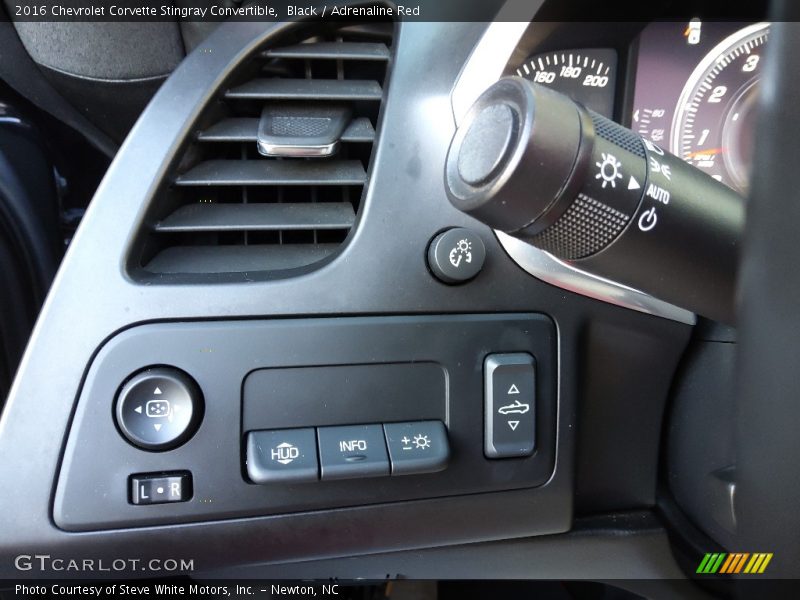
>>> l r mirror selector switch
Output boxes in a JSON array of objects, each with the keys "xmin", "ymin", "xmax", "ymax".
[
  {"xmin": 130, "ymin": 472, "xmax": 191, "ymax": 505},
  {"xmin": 485, "ymin": 353, "xmax": 536, "ymax": 458}
]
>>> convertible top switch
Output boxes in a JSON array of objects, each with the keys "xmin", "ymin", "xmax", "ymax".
[{"xmin": 485, "ymin": 353, "xmax": 536, "ymax": 459}]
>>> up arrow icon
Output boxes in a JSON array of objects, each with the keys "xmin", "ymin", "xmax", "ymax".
[{"xmin": 507, "ymin": 384, "xmax": 520, "ymax": 395}]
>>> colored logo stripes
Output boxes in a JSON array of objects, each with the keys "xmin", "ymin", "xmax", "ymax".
[{"xmin": 697, "ymin": 552, "xmax": 773, "ymax": 574}]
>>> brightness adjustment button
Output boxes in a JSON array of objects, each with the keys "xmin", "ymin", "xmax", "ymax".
[
  {"xmin": 115, "ymin": 368, "xmax": 203, "ymax": 451},
  {"xmin": 384, "ymin": 421, "xmax": 450, "ymax": 475}
]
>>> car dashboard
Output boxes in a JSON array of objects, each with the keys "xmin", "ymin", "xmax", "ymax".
[{"xmin": 0, "ymin": 0, "xmax": 772, "ymax": 588}]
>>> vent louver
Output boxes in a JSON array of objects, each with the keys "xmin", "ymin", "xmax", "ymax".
[{"xmin": 138, "ymin": 23, "xmax": 393, "ymax": 277}]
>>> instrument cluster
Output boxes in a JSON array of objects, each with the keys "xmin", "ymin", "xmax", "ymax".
[{"xmin": 511, "ymin": 20, "xmax": 768, "ymax": 194}]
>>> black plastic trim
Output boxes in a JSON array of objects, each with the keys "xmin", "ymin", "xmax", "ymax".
[{"xmin": 55, "ymin": 314, "xmax": 557, "ymax": 531}]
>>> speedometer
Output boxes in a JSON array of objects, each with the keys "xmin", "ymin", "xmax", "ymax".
[
  {"xmin": 671, "ymin": 22, "xmax": 769, "ymax": 193},
  {"xmin": 516, "ymin": 49, "xmax": 617, "ymax": 117}
]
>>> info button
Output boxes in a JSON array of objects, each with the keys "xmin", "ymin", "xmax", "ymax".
[{"xmin": 317, "ymin": 424, "xmax": 390, "ymax": 481}]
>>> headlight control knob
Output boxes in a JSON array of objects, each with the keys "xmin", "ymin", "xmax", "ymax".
[{"xmin": 445, "ymin": 78, "xmax": 745, "ymax": 323}]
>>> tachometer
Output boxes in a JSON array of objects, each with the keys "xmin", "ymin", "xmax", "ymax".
[
  {"xmin": 516, "ymin": 49, "xmax": 617, "ymax": 117},
  {"xmin": 671, "ymin": 22, "xmax": 769, "ymax": 193}
]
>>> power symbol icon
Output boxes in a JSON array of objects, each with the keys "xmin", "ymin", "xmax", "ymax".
[{"xmin": 638, "ymin": 207, "xmax": 658, "ymax": 232}]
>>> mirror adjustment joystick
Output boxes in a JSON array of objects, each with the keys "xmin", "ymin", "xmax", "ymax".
[{"xmin": 115, "ymin": 367, "xmax": 203, "ymax": 451}]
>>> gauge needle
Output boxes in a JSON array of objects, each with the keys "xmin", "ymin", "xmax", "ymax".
[{"xmin": 686, "ymin": 148, "xmax": 724, "ymax": 158}]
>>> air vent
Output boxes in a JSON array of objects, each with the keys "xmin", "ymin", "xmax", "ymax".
[{"xmin": 138, "ymin": 23, "xmax": 393, "ymax": 277}]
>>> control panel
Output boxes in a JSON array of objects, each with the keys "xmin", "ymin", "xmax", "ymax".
[
  {"xmin": 54, "ymin": 315, "xmax": 557, "ymax": 531},
  {"xmin": 247, "ymin": 421, "xmax": 450, "ymax": 484}
]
